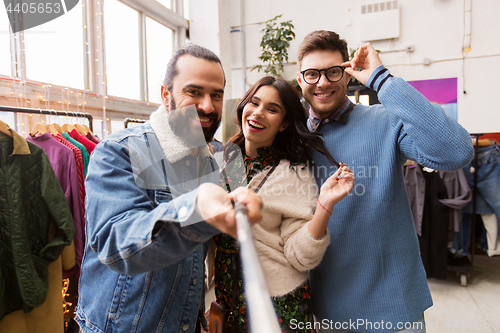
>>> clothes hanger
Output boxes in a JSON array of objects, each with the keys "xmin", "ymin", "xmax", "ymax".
[
  {"xmin": 52, "ymin": 123, "xmax": 64, "ymax": 134},
  {"xmin": 472, "ymin": 138, "xmax": 493, "ymax": 147},
  {"xmin": 30, "ymin": 108, "xmax": 48, "ymax": 136},
  {"xmin": 477, "ymin": 139, "xmax": 491, "ymax": 147},
  {"xmin": 62, "ymin": 111, "xmax": 78, "ymax": 133},
  {"xmin": 0, "ymin": 120, "xmax": 13, "ymax": 137},
  {"xmin": 43, "ymin": 110, "xmax": 59, "ymax": 135},
  {"xmin": 62, "ymin": 123, "xmax": 77, "ymax": 133},
  {"xmin": 75, "ymin": 124, "xmax": 88, "ymax": 135},
  {"xmin": 46, "ymin": 123, "xmax": 59, "ymax": 135},
  {"xmin": 31, "ymin": 123, "xmax": 48, "ymax": 136},
  {"xmin": 82, "ymin": 124, "xmax": 92, "ymax": 134}
]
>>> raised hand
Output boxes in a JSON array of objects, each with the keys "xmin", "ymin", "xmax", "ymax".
[
  {"xmin": 341, "ymin": 42, "xmax": 382, "ymax": 86},
  {"xmin": 318, "ymin": 163, "xmax": 355, "ymax": 213}
]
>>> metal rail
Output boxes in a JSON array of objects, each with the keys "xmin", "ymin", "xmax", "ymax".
[{"xmin": 0, "ymin": 105, "xmax": 94, "ymax": 132}]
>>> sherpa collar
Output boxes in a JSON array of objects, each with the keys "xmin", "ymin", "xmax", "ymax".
[{"xmin": 149, "ymin": 104, "xmax": 211, "ymax": 163}]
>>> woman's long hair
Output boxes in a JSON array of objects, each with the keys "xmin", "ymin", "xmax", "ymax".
[{"xmin": 224, "ymin": 76, "xmax": 338, "ymax": 167}]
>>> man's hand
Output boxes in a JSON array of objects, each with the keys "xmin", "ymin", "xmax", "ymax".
[
  {"xmin": 342, "ymin": 42, "xmax": 382, "ymax": 86},
  {"xmin": 196, "ymin": 183, "xmax": 263, "ymax": 238}
]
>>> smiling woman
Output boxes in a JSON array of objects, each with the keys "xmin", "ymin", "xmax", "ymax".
[
  {"xmin": 242, "ymin": 85, "xmax": 288, "ymax": 157},
  {"xmin": 212, "ymin": 76, "xmax": 353, "ymax": 333}
]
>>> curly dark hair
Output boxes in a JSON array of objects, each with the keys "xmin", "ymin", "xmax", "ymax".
[{"xmin": 224, "ymin": 76, "xmax": 338, "ymax": 168}]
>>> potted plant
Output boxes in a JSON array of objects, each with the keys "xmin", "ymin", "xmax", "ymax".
[{"xmin": 251, "ymin": 14, "xmax": 295, "ymax": 78}]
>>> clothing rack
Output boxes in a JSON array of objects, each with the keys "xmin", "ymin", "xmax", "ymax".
[
  {"xmin": 448, "ymin": 133, "xmax": 482, "ymax": 286},
  {"xmin": 0, "ymin": 105, "xmax": 94, "ymax": 132},
  {"xmin": 124, "ymin": 118, "xmax": 146, "ymax": 128}
]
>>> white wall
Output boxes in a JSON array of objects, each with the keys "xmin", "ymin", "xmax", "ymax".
[{"xmin": 189, "ymin": 0, "xmax": 500, "ymax": 133}]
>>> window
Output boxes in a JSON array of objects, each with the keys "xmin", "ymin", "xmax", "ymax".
[
  {"xmin": 183, "ymin": 0, "xmax": 189, "ymax": 19},
  {"xmin": 146, "ymin": 17, "xmax": 173, "ymax": 103},
  {"xmin": 156, "ymin": 0, "xmax": 172, "ymax": 10},
  {"xmin": 24, "ymin": 5, "xmax": 84, "ymax": 89},
  {"xmin": 0, "ymin": 12, "xmax": 12, "ymax": 76},
  {"xmin": 104, "ymin": 0, "xmax": 141, "ymax": 100},
  {"xmin": 0, "ymin": 0, "xmax": 187, "ymax": 139},
  {"xmin": 0, "ymin": 112, "xmax": 15, "ymax": 128},
  {"xmin": 110, "ymin": 119, "xmax": 124, "ymax": 134}
]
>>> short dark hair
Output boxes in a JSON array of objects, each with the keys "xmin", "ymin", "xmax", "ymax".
[
  {"xmin": 163, "ymin": 44, "xmax": 226, "ymax": 91},
  {"xmin": 225, "ymin": 76, "xmax": 338, "ymax": 167},
  {"xmin": 297, "ymin": 30, "xmax": 349, "ymax": 69}
]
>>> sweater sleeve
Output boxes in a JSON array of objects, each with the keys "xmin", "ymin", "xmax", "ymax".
[
  {"xmin": 280, "ymin": 166, "xmax": 330, "ymax": 272},
  {"xmin": 367, "ymin": 65, "xmax": 474, "ymax": 171}
]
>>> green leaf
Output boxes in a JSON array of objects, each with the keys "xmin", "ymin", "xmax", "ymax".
[{"xmin": 252, "ymin": 14, "xmax": 295, "ymax": 77}]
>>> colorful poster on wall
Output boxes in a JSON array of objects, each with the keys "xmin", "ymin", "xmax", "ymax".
[{"xmin": 407, "ymin": 78, "xmax": 457, "ymax": 121}]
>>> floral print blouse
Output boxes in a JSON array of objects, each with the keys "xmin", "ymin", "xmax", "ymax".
[{"xmin": 214, "ymin": 146, "xmax": 315, "ymax": 333}]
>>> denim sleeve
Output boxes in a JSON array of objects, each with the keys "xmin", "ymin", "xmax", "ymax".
[
  {"xmin": 85, "ymin": 140, "xmax": 220, "ymax": 274},
  {"xmin": 367, "ymin": 65, "xmax": 474, "ymax": 171}
]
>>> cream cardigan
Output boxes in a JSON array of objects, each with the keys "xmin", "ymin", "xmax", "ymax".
[{"xmin": 246, "ymin": 159, "xmax": 330, "ymax": 297}]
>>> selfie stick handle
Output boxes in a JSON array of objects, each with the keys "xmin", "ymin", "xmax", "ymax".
[{"xmin": 234, "ymin": 203, "xmax": 282, "ymax": 333}]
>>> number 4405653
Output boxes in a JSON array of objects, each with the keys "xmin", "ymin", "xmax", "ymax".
[{"xmin": 6, "ymin": 2, "xmax": 62, "ymax": 14}]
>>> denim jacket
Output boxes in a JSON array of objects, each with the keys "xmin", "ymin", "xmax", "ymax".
[{"xmin": 76, "ymin": 107, "xmax": 220, "ymax": 333}]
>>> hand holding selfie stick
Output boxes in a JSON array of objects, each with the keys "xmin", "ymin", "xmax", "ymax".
[{"xmin": 234, "ymin": 202, "xmax": 282, "ymax": 333}]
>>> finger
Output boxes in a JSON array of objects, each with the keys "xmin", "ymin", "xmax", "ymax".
[
  {"xmin": 332, "ymin": 167, "xmax": 342, "ymax": 177},
  {"xmin": 336, "ymin": 165, "xmax": 349, "ymax": 178},
  {"xmin": 244, "ymin": 199, "xmax": 263, "ymax": 225},
  {"xmin": 339, "ymin": 174, "xmax": 355, "ymax": 181},
  {"xmin": 229, "ymin": 187, "xmax": 250, "ymax": 205},
  {"xmin": 341, "ymin": 61, "xmax": 352, "ymax": 68},
  {"xmin": 364, "ymin": 42, "xmax": 377, "ymax": 54}
]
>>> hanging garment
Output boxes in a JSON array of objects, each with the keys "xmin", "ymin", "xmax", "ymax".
[
  {"xmin": 0, "ymin": 129, "xmax": 75, "ymax": 320},
  {"xmin": 462, "ymin": 144, "xmax": 500, "ymax": 220},
  {"xmin": 455, "ymin": 143, "xmax": 500, "ymax": 254},
  {"xmin": 68, "ymin": 129, "xmax": 96, "ymax": 155},
  {"xmin": 26, "ymin": 133, "xmax": 85, "ymax": 278},
  {"xmin": 53, "ymin": 134, "xmax": 85, "ymax": 217},
  {"xmin": 62, "ymin": 132, "xmax": 89, "ymax": 176},
  {"xmin": 439, "ymin": 169, "xmax": 472, "ymax": 232},
  {"xmin": 404, "ymin": 164, "xmax": 471, "ymax": 236},
  {"xmin": 418, "ymin": 170, "xmax": 450, "ymax": 279},
  {"xmin": 482, "ymin": 213, "xmax": 500, "ymax": 256},
  {"xmin": 86, "ymin": 131, "xmax": 101, "ymax": 144}
]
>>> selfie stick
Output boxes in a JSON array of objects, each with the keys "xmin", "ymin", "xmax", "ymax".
[{"xmin": 234, "ymin": 203, "xmax": 282, "ymax": 333}]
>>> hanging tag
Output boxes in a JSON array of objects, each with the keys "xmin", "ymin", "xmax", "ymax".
[{"xmin": 422, "ymin": 167, "xmax": 435, "ymax": 173}]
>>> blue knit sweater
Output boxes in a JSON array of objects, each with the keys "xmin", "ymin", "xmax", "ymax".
[{"xmin": 309, "ymin": 66, "xmax": 473, "ymax": 333}]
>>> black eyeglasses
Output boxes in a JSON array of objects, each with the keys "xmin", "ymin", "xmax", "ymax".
[{"xmin": 300, "ymin": 65, "xmax": 346, "ymax": 85}]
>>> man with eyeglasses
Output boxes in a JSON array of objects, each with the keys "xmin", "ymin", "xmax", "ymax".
[{"xmin": 296, "ymin": 30, "xmax": 473, "ymax": 333}]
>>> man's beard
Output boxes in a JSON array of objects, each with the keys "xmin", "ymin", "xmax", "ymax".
[{"xmin": 168, "ymin": 96, "xmax": 221, "ymax": 147}]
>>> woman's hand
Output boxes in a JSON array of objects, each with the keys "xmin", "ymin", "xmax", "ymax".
[{"xmin": 318, "ymin": 163, "xmax": 355, "ymax": 213}]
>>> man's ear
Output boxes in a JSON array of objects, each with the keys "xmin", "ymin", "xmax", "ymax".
[
  {"xmin": 296, "ymin": 71, "xmax": 303, "ymax": 85},
  {"xmin": 345, "ymin": 72, "xmax": 352, "ymax": 85},
  {"xmin": 161, "ymin": 85, "xmax": 170, "ymax": 110}
]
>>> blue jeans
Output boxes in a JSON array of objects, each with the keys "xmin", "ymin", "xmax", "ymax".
[
  {"xmin": 463, "ymin": 145, "xmax": 500, "ymax": 215},
  {"xmin": 316, "ymin": 314, "xmax": 426, "ymax": 333},
  {"xmin": 454, "ymin": 145, "xmax": 500, "ymax": 253}
]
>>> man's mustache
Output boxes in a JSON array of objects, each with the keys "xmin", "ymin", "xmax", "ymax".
[{"xmin": 196, "ymin": 110, "xmax": 218, "ymax": 122}]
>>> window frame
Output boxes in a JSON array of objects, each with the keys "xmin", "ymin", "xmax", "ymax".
[{"xmin": 0, "ymin": 0, "xmax": 187, "ymax": 137}]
